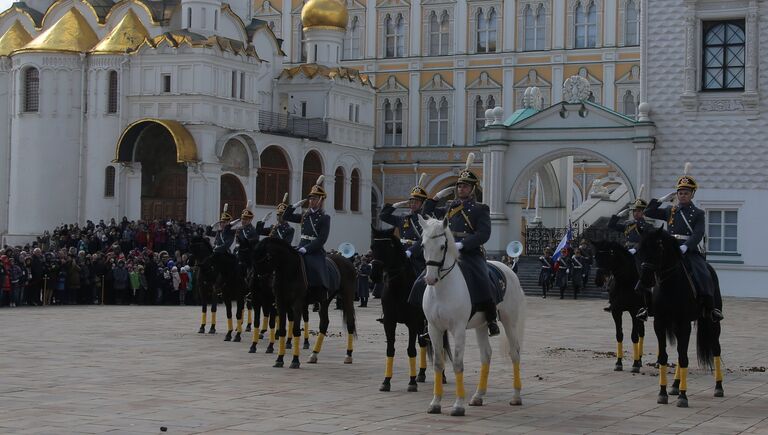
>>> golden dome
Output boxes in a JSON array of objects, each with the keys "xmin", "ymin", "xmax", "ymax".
[
  {"xmin": 20, "ymin": 8, "xmax": 99, "ymax": 53},
  {"xmin": 301, "ymin": 0, "xmax": 348, "ymax": 30},
  {"xmin": 92, "ymin": 9, "xmax": 150, "ymax": 54},
  {"xmin": 0, "ymin": 21, "xmax": 33, "ymax": 56}
]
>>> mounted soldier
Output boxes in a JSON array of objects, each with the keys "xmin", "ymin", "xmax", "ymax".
[
  {"xmin": 379, "ymin": 173, "xmax": 428, "ymax": 273},
  {"xmin": 211, "ymin": 203, "xmax": 238, "ymax": 281},
  {"xmin": 643, "ymin": 163, "xmax": 723, "ymax": 323},
  {"xmin": 262, "ymin": 193, "xmax": 296, "ymax": 244},
  {"xmin": 412, "ymin": 153, "xmax": 500, "ymax": 337},
  {"xmin": 236, "ymin": 201, "xmax": 267, "ymax": 266}
]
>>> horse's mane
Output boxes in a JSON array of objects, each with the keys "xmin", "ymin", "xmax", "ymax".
[
  {"xmin": 256, "ymin": 237, "xmax": 300, "ymax": 261},
  {"xmin": 639, "ymin": 228, "xmax": 682, "ymax": 262},
  {"xmin": 371, "ymin": 227, "xmax": 410, "ymax": 268},
  {"xmin": 593, "ymin": 240, "xmax": 633, "ymax": 260}
]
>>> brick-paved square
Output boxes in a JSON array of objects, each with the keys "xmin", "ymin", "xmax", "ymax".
[{"xmin": 1, "ymin": 297, "xmax": 766, "ymax": 434}]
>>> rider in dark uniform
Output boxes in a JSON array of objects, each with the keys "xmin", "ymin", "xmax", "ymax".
[
  {"xmin": 211, "ymin": 204, "xmax": 239, "ymax": 289},
  {"xmin": 416, "ymin": 154, "xmax": 500, "ymax": 337},
  {"xmin": 262, "ymin": 194, "xmax": 296, "ymax": 243},
  {"xmin": 379, "ymin": 173, "xmax": 428, "ymax": 273},
  {"xmin": 642, "ymin": 165, "xmax": 723, "ymax": 322},
  {"xmin": 236, "ymin": 201, "xmax": 264, "ymax": 266},
  {"xmin": 283, "ymin": 176, "xmax": 331, "ymax": 300}
]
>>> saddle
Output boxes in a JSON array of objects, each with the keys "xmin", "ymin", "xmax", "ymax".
[{"xmin": 297, "ymin": 255, "xmax": 341, "ymax": 300}]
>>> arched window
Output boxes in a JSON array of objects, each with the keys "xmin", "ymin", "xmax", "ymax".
[
  {"xmin": 575, "ymin": 1, "xmax": 597, "ymax": 48},
  {"xmin": 428, "ymin": 11, "xmax": 450, "ymax": 56},
  {"xmin": 703, "ymin": 21, "xmax": 745, "ymax": 90},
  {"xmin": 624, "ymin": 0, "xmax": 639, "ymax": 46},
  {"xmin": 334, "ymin": 167, "xmax": 345, "ymax": 211},
  {"xmin": 524, "ymin": 4, "xmax": 546, "ymax": 51},
  {"xmin": 301, "ymin": 151, "xmax": 323, "ymax": 198},
  {"xmin": 383, "ymin": 98, "xmax": 403, "ymax": 146},
  {"xmin": 427, "ymin": 97, "xmax": 449, "ymax": 146},
  {"xmin": 475, "ymin": 95, "xmax": 495, "ymax": 133},
  {"xmin": 476, "ymin": 8, "xmax": 497, "ymax": 53},
  {"xmin": 344, "ymin": 16, "xmax": 361, "ymax": 59},
  {"xmin": 350, "ymin": 169, "xmax": 361, "ymax": 212},
  {"xmin": 23, "ymin": 67, "xmax": 39, "ymax": 113},
  {"xmin": 299, "ymin": 25, "xmax": 307, "ymax": 62},
  {"xmin": 256, "ymin": 146, "xmax": 290, "ymax": 205},
  {"xmin": 385, "ymin": 13, "xmax": 405, "ymax": 57},
  {"xmin": 104, "ymin": 166, "xmax": 116, "ymax": 197},
  {"xmin": 107, "ymin": 70, "xmax": 119, "ymax": 114},
  {"xmin": 622, "ymin": 90, "xmax": 637, "ymax": 116}
]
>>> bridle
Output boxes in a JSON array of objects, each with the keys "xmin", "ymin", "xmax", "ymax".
[
  {"xmin": 372, "ymin": 237, "xmax": 409, "ymax": 280},
  {"xmin": 424, "ymin": 231, "xmax": 457, "ymax": 282}
]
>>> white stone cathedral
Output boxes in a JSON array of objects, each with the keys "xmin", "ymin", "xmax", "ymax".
[{"xmin": 0, "ymin": 0, "xmax": 375, "ymax": 252}]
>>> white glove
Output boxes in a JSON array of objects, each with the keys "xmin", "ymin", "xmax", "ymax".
[
  {"xmin": 298, "ymin": 247, "xmax": 307, "ymax": 255},
  {"xmin": 455, "ymin": 242, "xmax": 464, "ymax": 251},
  {"xmin": 659, "ymin": 191, "xmax": 677, "ymax": 203},
  {"xmin": 292, "ymin": 199, "xmax": 306, "ymax": 208},
  {"xmin": 392, "ymin": 200, "xmax": 409, "ymax": 208},
  {"xmin": 628, "ymin": 248, "xmax": 637, "ymax": 255},
  {"xmin": 679, "ymin": 245, "xmax": 688, "ymax": 255},
  {"xmin": 617, "ymin": 208, "xmax": 630, "ymax": 218},
  {"xmin": 435, "ymin": 187, "xmax": 454, "ymax": 200},
  {"xmin": 405, "ymin": 250, "xmax": 412, "ymax": 258},
  {"xmin": 262, "ymin": 212, "xmax": 273, "ymax": 224}
]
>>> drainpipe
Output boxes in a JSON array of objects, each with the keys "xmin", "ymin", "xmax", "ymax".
[
  {"xmin": 4, "ymin": 62, "xmax": 14, "ymax": 238},
  {"xmin": 77, "ymin": 53, "xmax": 87, "ymax": 224},
  {"xmin": 379, "ymin": 162, "xmax": 385, "ymax": 201}
]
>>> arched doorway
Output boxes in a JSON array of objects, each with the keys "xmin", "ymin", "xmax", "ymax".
[
  {"xmin": 115, "ymin": 119, "xmax": 198, "ymax": 222},
  {"xmin": 220, "ymin": 174, "xmax": 247, "ymax": 218},
  {"xmin": 302, "ymin": 150, "xmax": 323, "ymax": 198},
  {"xmin": 256, "ymin": 145, "xmax": 290, "ymax": 205}
]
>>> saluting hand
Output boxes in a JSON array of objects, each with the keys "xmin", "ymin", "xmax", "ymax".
[
  {"xmin": 298, "ymin": 247, "xmax": 307, "ymax": 255},
  {"xmin": 617, "ymin": 208, "xmax": 630, "ymax": 218},
  {"xmin": 659, "ymin": 191, "xmax": 677, "ymax": 203},
  {"xmin": 435, "ymin": 187, "xmax": 454, "ymax": 200},
  {"xmin": 392, "ymin": 200, "xmax": 409, "ymax": 208}
]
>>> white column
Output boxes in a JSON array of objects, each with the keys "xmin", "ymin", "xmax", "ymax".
[
  {"xmin": 604, "ymin": 0, "xmax": 617, "ymax": 47},
  {"xmin": 282, "ymin": 0, "xmax": 292, "ymax": 61},
  {"xmin": 486, "ymin": 145, "xmax": 506, "ymax": 218},
  {"xmin": 553, "ymin": 0, "xmax": 566, "ymax": 49},
  {"xmin": 503, "ymin": 67, "xmax": 514, "ymax": 111},
  {"xmin": 366, "ymin": 0, "xmax": 377, "ymax": 59},
  {"xmin": 639, "ymin": 0, "xmax": 648, "ymax": 102},
  {"xmin": 552, "ymin": 64, "xmax": 564, "ymax": 103},
  {"xmin": 503, "ymin": 0, "xmax": 516, "ymax": 51},
  {"xmin": 290, "ymin": 169, "xmax": 303, "ymax": 204},
  {"xmin": 603, "ymin": 63, "xmax": 615, "ymax": 110},
  {"xmin": 635, "ymin": 142, "xmax": 653, "ymax": 199},
  {"xmin": 410, "ymin": 0, "xmax": 421, "ymax": 56},
  {"xmin": 455, "ymin": 0, "xmax": 468, "ymax": 54},
  {"xmin": 744, "ymin": 7, "xmax": 758, "ymax": 94},
  {"xmin": 453, "ymin": 71, "xmax": 466, "ymax": 146},
  {"xmin": 409, "ymin": 72, "xmax": 420, "ymax": 146},
  {"xmin": 118, "ymin": 163, "xmax": 142, "ymax": 221}
]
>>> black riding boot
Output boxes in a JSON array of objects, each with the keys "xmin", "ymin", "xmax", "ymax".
[
  {"xmin": 703, "ymin": 295, "xmax": 723, "ymax": 322},
  {"xmin": 485, "ymin": 302, "xmax": 500, "ymax": 337}
]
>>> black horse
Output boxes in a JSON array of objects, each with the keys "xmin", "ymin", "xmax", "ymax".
[
  {"xmin": 635, "ymin": 228, "xmax": 724, "ymax": 407},
  {"xmin": 370, "ymin": 228, "xmax": 429, "ymax": 392},
  {"xmin": 592, "ymin": 241, "xmax": 645, "ymax": 373},
  {"xmin": 252, "ymin": 237, "xmax": 357, "ymax": 369},
  {"xmin": 190, "ymin": 236, "xmax": 218, "ymax": 334}
]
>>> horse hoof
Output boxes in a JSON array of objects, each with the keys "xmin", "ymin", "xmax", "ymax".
[
  {"xmin": 289, "ymin": 361, "xmax": 300, "ymax": 369},
  {"xmin": 303, "ymin": 339, "xmax": 310, "ymax": 350},
  {"xmin": 450, "ymin": 407, "xmax": 465, "ymax": 417},
  {"xmin": 208, "ymin": 327, "xmax": 216, "ymax": 334},
  {"xmin": 245, "ymin": 325, "xmax": 251, "ymax": 332},
  {"xmin": 669, "ymin": 386, "xmax": 680, "ymax": 396},
  {"xmin": 259, "ymin": 331, "xmax": 265, "ymax": 339},
  {"xmin": 416, "ymin": 372, "xmax": 426, "ymax": 383},
  {"xmin": 233, "ymin": 333, "xmax": 241, "ymax": 342},
  {"xmin": 379, "ymin": 383, "xmax": 391, "ymax": 392},
  {"xmin": 224, "ymin": 333, "xmax": 232, "ymax": 342},
  {"xmin": 286, "ymin": 340, "xmax": 292, "ymax": 350},
  {"xmin": 469, "ymin": 396, "xmax": 483, "ymax": 406},
  {"xmin": 427, "ymin": 405, "xmax": 441, "ymax": 414},
  {"xmin": 657, "ymin": 394, "xmax": 668, "ymax": 404},
  {"xmin": 614, "ymin": 365, "xmax": 623, "ymax": 372},
  {"xmin": 198, "ymin": 326, "xmax": 205, "ymax": 334},
  {"xmin": 714, "ymin": 387, "xmax": 724, "ymax": 398},
  {"xmin": 344, "ymin": 356, "xmax": 353, "ymax": 364},
  {"xmin": 273, "ymin": 361, "xmax": 284, "ymax": 368},
  {"xmin": 308, "ymin": 353, "xmax": 318, "ymax": 364},
  {"xmin": 407, "ymin": 383, "xmax": 418, "ymax": 393},
  {"xmin": 676, "ymin": 397, "xmax": 688, "ymax": 408},
  {"xmin": 509, "ymin": 397, "xmax": 522, "ymax": 406},
  {"xmin": 265, "ymin": 344, "xmax": 274, "ymax": 354},
  {"xmin": 631, "ymin": 366, "xmax": 640, "ymax": 374},
  {"xmin": 442, "ymin": 373, "xmax": 448, "ymax": 384},
  {"xmin": 248, "ymin": 344, "xmax": 257, "ymax": 353}
]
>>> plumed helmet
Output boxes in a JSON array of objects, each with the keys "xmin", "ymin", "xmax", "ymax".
[
  {"xmin": 676, "ymin": 162, "xmax": 697, "ymax": 191},
  {"xmin": 276, "ymin": 193, "xmax": 289, "ymax": 215},
  {"xmin": 220, "ymin": 203, "xmax": 232, "ymax": 221},
  {"xmin": 309, "ymin": 175, "xmax": 327, "ymax": 199},
  {"xmin": 241, "ymin": 200, "xmax": 254, "ymax": 219},
  {"xmin": 410, "ymin": 173, "xmax": 428, "ymax": 200},
  {"xmin": 631, "ymin": 184, "xmax": 647, "ymax": 210},
  {"xmin": 457, "ymin": 153, "xmax": 480, "ymax": 186}
]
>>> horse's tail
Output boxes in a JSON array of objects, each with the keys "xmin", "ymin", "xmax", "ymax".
[
  {"xmin": 443, "ymin": 331, "xmax": 453, "ymax": 363},
  {"xmin": 332, "ymin": 255, "xmax": 357, "ymax": 337},
  {"xmin": 696, "ymin": 265, "xmax": 722, "ymax": 369}
]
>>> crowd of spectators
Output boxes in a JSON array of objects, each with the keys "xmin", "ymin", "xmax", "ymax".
[{"xmin": 0, "ymin": 218, "xmax": 207, "ymax": 308}]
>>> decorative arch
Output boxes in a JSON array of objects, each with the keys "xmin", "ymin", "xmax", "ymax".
[
  {"xmin": 215, "ymin": 133, "xmax": 258, "ymax": 168},
  {"xmin": 220, "ymin": 139, "xmax": 251, "ymax": 177},
  {"xmin": 42, "ymin": 0, "xmax": 104, "ymax": 28},
  {"xmin": 103, "ymin": 0, "xmax": 160, "ymax": 26},
  {"xmin": 0, "ymin": 6, "xmax": 43, "ymax": 30},
  {"xmin": 301, "ymin": 150, "xmax": 324, "ymax": 198},
  {"xmin": 114, "ymin": 118, "xmax": 198, "ymax": 163},
  {"xmin": 256, "ymin": 145, "xmax": 290, "ymax": 205}
]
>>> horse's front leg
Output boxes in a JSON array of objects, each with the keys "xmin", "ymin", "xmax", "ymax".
[
  {"xmin": 289, "ymin": 302, "xmax": 303, "ymax": 369},
  {"xmin": 233, "ymin": 295, "xmax": 245, "ymax": 342},
  {"xmin": 308, "ymin": 298, "xmax": 330, "ymax": 364},
  {"xmin": 612, "ymin": 309, "xmax": 624, "ymax": 371},
  {"xmin": 199, "ymin": 301, "xmax": 208, "ymax": 334},
  {"xmin": 380, "ymin": 315, "xmax": 397, "ymax": 392},
  {"xmin": 223, "ymin": 300, "xmax": 233, "ymax": 341},
  {"xmin": 713, "ymin": 323, "xmax": 724, "ymax": 397},
  {"xmin": 427, "ymin": 323, "xmax": 445, "ymax": 415},
  {"xmin": 406, "ymin": 325, "xmax": 419, "ymax": 392},
  {"xmin": 302, "ymin": 304, "xmax": 311, "ymax": 349},
  {"xmin": 273, "ymin": 309, "xmax": 287, "ymax": 368},
  {"xmin": 450, "ymin": 327, "xmax": 467, "ymax": 416},
  {"xmin": 249, "ymin": 295, "xmax": 261, "ymax": 353},
  {"xmin": 630, "ymin": 315, "xmax": 642, "ymax": 373},
  {"xmin": 469, "ymin": 328, "xmax": 492, "ymax": 407},
  {"xmin": 654, "ymin": 317, "xmax": 669, "ymax": 404},
  {"xmin": 675, "ymin": 321, "xmax": 692, "ymax": 408},
  {"xmin": 417, "ymin": 318, "xmax": 428, "ymax": 383},
  {"xmin": 208, "ymin": 301, "xmax": 217, "ymax": 334}
]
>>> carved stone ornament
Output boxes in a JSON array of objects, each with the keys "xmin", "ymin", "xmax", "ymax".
[
  {"xmin": 522, "ymin": 86, "xmax": 543, "ymax": 110},
  {"xmin": 562, "ymin": 75, "xmax": 591, "ymax": 103}
]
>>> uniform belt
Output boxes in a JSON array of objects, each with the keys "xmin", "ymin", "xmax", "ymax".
[
  {"xmin": 300, "ymin": 235, "xmax": 317, "ymax": 241},
  {"xmin": 673, "ymin": 234, "xmax": 690, "ymax": 241},
  {"xmin": 452, "ymin": 231, "xmax": 469, "ymax": 238},
  {"xmin": 401, "ymin": 239, "xmax": 417, "ymax": 245}
]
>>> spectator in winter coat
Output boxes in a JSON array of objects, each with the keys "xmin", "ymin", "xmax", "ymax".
[{"xmin": 112, "ymin": 260, "xmax": 129, "ymax": 305}]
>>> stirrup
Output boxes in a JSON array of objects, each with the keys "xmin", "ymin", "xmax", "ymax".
[
  {"xmin": 603, "ymin": 305, "xmax": 612, "ymax": 312},
  {"xmin": 487, "ymin": 321, "xmax": 500, "ymax": 337},
  {"xmin": 636, "ymin": 308, "xmax": 648, "ymax": 322},
  {"xmin": 711, "ymin": 309, "xmax": 724, "ymax": 322},
  {"xmin": 418, "ymin": 333, "xmax": 431, "ymax": 347}
]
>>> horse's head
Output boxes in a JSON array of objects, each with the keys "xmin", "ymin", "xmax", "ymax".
[
  {"xmin": 635, "ymin": 228, "xmax": 680, "ymax": 289},
  {"xmin": 417, "ymin": 215, "xmax": 458, "ymax": 286},
  {"xmin": 370, "ymin": 226, "xmax": 405, "ymax": 264},
  {"xmin": 592, "ymin": 240, "xmax": 629, "ymax": 272},
  {"xmin": 252, "ymin": 237, "xmax": 298, "ymax": 278}
]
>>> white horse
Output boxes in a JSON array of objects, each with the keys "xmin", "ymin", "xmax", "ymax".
[{"xmin": 417, "ymin": 215, "xmax": 526, "ymax": 416}]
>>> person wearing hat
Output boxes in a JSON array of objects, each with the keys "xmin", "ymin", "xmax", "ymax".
[
  {"xmin": 236, "ymin": 201, "xmax": 268, "ymax": 266},
  {"xmin": 283, "ymin": 176, "xmax": 332, "ymax": 297},
  {"xmin": 412, "ymin": 153, "xmax": 500, "ymax": 337},
  {"xmin": 642, "ymin": 163, "xmax": 723, "ymax": 322},
  {"xmin": 379, "ymin": 173, "xmax": 428, "ymax": 273},
  {"xmin": 261, "ymin": 194, "xmax": 296, "ymax": 243},
  {"xmin": 209, "ymin": 204, "xmax": 239, "ymax": 294}
]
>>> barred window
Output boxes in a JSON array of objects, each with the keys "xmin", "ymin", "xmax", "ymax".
[
  {"xmin": 428, "ymin": 11, "xmax": 450, "ymax": 56},
  {"xmin": 104, "ymin": 166, "xmax": 116, "ymax": 197},
  {"xmin": 350, "ymin": 169, "xmax": 361, "ymax": 212},
  {"xmin": 524, "ymin": 4, "xmax": 546, "ymax": 51},
  {"xmin": 344, "ymin": 16, "xmax": 362, "ymax": 59},
  {"xmin": 427, "ymin": 97, "xmax": 449, "ymax": 146},
  {"xmin": 624, "ymin": 0, "xmax": 639, "ymax": 46},
  {"xmin": 707, "ymin": 210, "xmax": 738, "ymax": 253},
  {"xmin": 383, "ymin": 98, "xmax": 403, "ymax": 146},
  {"xmin": 23, "ymin": 67, "xmax": 39, "ymax": 113},
  {"xmin": 475, "ymin": 95, "xmax": 495, "ymax": 133},
  {"xmin": 703, "ymin": 20, "xmax": 745, "ymax": 91},
  {"xmin": 334, "ymin": 167, "xmax": 345, "ymax": 211},
  {"xmin": 107, "ymin": 70, "xmax": 119, "ymax": 114},
  {"xmin": 385, "ymin": 13, "xmax": 405, "ymax": 58},
  {"xmin": 476, "ymin": 8, "xmax": 497, "ymax": 53}
]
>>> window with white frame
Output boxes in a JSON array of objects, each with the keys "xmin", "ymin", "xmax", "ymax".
[
  {"xmin": 474, "ymin": 95, "xmax": 496, "ymax": 133},
  {"xmin": 622, "ymin": 90, "xmax": 637, "ymax": 116},
  {"xmin": 107, "ymin": 70, "xmax": 119, "ymax": 114},
  {"xmin": 23, "ymin": 67, "xmax": 39, "ymax": 113},
  {"xmin": 299, "ymin": 24, "xmax": 307, "ymax": 62},
  {"xmin": 624, "ymin": 0, "xmax": 639, "ymax": 46},
  {"xmin": 344, "ymin": 16, "xmax": 362, "ymax": 59},
  {"xmin": 702, "ymin": 20, "xmax": 745, "ymax": 91},
  {"xmin": 382, "ymin": 98, "xmax": 403, "ymax": 146},
  {"xmin": 524, "ymin": 4, "xmax": 546, "ymax": 51},
  {"xmin": 428, "ymin": 10, "xmax": 450, "ymax": 56},
  {"xmin": 476, "ymin": 7, "xmax": 498, "ymax": 53},
  {"xmin": 707, "ymin": 209, "xmax": 738, "ymax": 254},
  {"xmin": 385, "ymin": 13, "xmax": 406, "ymax": 58},
  {"xmin": 427, "ymin": 97, "xmax": 449, "ymax": 146},
  {"xmin": 574, "ymin": 1, "xmax": 597, "ymax": 48}
]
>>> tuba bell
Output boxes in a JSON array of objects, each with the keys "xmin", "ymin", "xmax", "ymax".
[
  {"xmin": 506, "ymin": 241, "xmax": 524, "ymax": 258},
  {"xmin": 338, "ymin": 242, "xmax": 356, "ymax": 258}
]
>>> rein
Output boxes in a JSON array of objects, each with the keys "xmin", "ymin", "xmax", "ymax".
[{"xmin": 424, "ymin": 231, "xmax": 457, "ymax": 282}]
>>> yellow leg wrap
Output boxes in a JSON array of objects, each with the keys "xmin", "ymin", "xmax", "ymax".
[
  {"xmin": 292, "ymin": 337, "xmax": 300, "ymax": 357},
  {"xmin": 211, "ymin": 312, "xmax": 216, "ymax": 325},
  {"xmin": 385, "ymin": 356, "xmax": 394, "ymax": 378},
  {"xmin": 715, "ymin": 356, "xmax": 723, "ymax": 382},
  {"xmin": 202, "ymin": 312, "xmax": 207, "ymax": 325},
  {"xmin": 275, "ymin": 316, "xmax": 281, "ymax": 329},
  {"xmin": 236, "ymin": 318, "xmax": 243, "ymax": 333},
  {"xmin": 313, "ymin": 333, "xmax": 325, "ymax": 353},
  {"xmin": 674, "ymin": 365, "xmax": 681, "ymax": 381},
  {"xmin": 639, "ymin": 336, "xmax": 644, "ymax": 355},
  {"xmin": 419, "ymin": 347, "xmax": 427, "ymax": 369},
  {"xmin": 513, "ymin": 362, "xmax": 522, "ymax": 390},
  {"xmin": 347, "ymin": 333, "xmax": 354, "ymax": 352},
  {"xmin": 247, "ymin": 309, "xmax": 252, "ymax": 325},
  {"xmin": 409, "ymin": 357, "xmax": 417, "ymax": 377},
  {"xmin": 659, "ymin": 364, "xmax": 668, "ymax": 386},
  {"xmin": 455, "ymin": 372, "xmax": 465, "ymax": 399},
  {"xmin": 479, "ymin": 363, "xmax": 490, "ymax": 392},
  {"xmin": 633, "ymin": 342, "xmax": 640, "ymax": 361},
  {"xmin": 278, "ymin": 336, "xmax": 286, "ymax": 356},
  {"xmin": 617, "ymin": 341, "xmax": 623, "ymax": 359},
  {"xmin": 261, "ymin": 315, "xmax": 269, "ymax": 331},
  {"xmin": 252, "ymin": 326, "xmax": 259, "ymax": 343},
  {"xmin": 433, "ymin": 372, "xmax": 443, "ymax": 397},
  {"xmin": 303, "ymin": 320, "xmax": 310, "ymax": 339},
  {"xmin": 227, "ymin": 318, "xmax": 233, "ymax": 331},
  {"xmin": 287, "ymin": 320, "xmax": 294, "ymax": 338},
  {"xmin": 680, "ymin": 367, "xmax": 688, "ymax": 391},
  {"xmin": 269, "ymin": 325, "xmax": 276, "ymax": 344}
]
